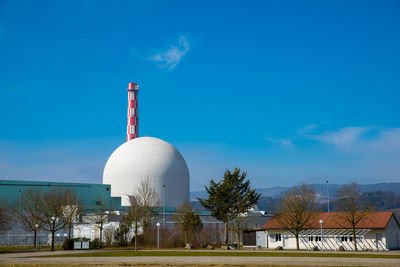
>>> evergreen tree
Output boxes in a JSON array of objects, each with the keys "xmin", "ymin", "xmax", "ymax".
[{"xmin": 198, "ymin": 168, "xmax": 260, "ymax": 244}]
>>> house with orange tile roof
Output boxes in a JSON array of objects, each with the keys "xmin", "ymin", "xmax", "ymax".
[{"xmin": 255, "ymin": 211, "xmax": 400, "ymax": 250}]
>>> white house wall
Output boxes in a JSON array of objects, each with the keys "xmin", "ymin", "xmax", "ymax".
[
  {"xmin": 256, "ymin": 231, "xmax": 266, "ymax": 248},
  {"xmin": 264, "ymin": 229, "xmax": 390, "ymax": 251},
  {"xmin": 385, "ymin": 216, "xmax": 400, "ymax": 250},
  {"xmin": 73, "ymin": 222, "xmax": 120, "ymax": 242}
]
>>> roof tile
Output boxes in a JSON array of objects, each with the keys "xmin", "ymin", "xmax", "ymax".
[{"xmin": 262, "ymin": 211, "xmax": 395, "ymax": 230}]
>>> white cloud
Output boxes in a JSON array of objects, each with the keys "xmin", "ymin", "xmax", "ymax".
[
  {"xmin": 148, "ymin": 35, "xmax": 189, "ymax": 70},
  {"xmin": 302, "ymin": 126, "xmax": 400, "ymax": 152},
  {"xmin": 369, "ymin": 128, "xmax": 400, "ymax": 152},
  {"xmin": 307, "ymin": 127, "xmax": 370, "ymax": 149},
  {"xmin": 296, "ymin": 124, "xmax": 318, "ymax": 135},
  {"xmin": 265, "ymin": 137, "xmax": 293, "ymax": 147}
]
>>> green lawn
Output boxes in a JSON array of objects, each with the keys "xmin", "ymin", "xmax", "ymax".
[
  {"xmin": 0, "ymin": 245, "xmax": 63, "ymax": 254},
  {"xmin": 41, "ymin": 250, "xmax": 400, "ymax": 259}
]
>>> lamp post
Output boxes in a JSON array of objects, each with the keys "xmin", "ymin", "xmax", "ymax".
[
  {"xmin": 156, "ymin": 222, "xmax": 160, "ymax": 249},
  {"xmin": 34, "ymin": 224, "xmax": 39, "ymax": 251},
  {"xmin": 326, "ymin": 180, "xmax": 330, "ymax": 212},
  {"xmin": 51, "ymin": 216, "xmax": 56, "ymax": 251},
  {"xmin": 319, "ymin": 219, "xmax": 324, "ymax": 244},
  {"xmin": 162, "ymin": 185, "xmax": 166, "ymax": 226},
  {"xmin": 18, "ymin": 190, "xmax": 21, "ymax": 245}
]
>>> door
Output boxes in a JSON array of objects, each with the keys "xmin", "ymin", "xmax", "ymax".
[{"xmin": 243, "ymin": 231, "xmax": 256, "ymax": 246}]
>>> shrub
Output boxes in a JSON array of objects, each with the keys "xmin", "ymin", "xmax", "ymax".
[
  {"xmin": 338, "ymin": 246, "xmax": 345, "ymax": 251},
  {"xmin": 62, "ymin": 238, "xmax": 74, "ymax": 250},
  {"xmin": 275, "ymin": 246, "xmax": 283, "ymax": 250},
  {"xmin": 312, "ymin": 246, "xmax": 319, "ymax": 251},
  {"xmin": 91, "ymin": 238, "xmax": 101, "ymax": 249}
]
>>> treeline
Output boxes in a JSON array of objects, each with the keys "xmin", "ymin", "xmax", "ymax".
[
  {"xmin": 0, "ymin": 189, "xmax": 81, "ymax": 251},
  {"xmin": 257, "ymin": 190, "xmax": 400, "ymax": 213}
]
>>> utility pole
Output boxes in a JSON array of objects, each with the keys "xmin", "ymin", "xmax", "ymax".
[
  {"xmin": 163, "ymin": 185, "xmax": 166, "ymax": 226},
  {"xmin": 326, "ymin": 180, "xmax": 330, "ymax": 212}
]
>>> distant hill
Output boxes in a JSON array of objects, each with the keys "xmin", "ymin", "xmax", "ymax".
[{"xmin": 190, "ymin": 182, "xmax": 400, "ymax": 200}]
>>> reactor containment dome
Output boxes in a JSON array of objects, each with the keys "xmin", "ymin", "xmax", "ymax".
[{"xmin": 103, "ymin": 137, "xmax": 190, "ymax": 208}]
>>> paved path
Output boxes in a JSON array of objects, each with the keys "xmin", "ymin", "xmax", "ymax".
[{"xmin": 1, "ymin": 250, "xmax": 400, "ymax": 266}]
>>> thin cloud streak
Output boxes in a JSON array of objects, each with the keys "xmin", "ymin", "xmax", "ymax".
[
  {"xmin": 307, "ymin": 127, "xmax": 370, "ymax": 149},
  {"xmin": 265, "ymin": 137, "xmax": 293, "ymax": 147},
  {"xmin": 148, "ymin": 35, "xmax": 189, "ymax": 70}
]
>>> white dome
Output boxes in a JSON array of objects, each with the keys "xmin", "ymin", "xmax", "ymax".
[{"xmin": 103, "ymin": 137, "xmax": 190, "ymax": 207}]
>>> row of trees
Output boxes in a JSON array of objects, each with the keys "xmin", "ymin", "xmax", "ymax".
[
  {"xmin": 0, "ymin": 168, "xmax": 373, "ymax": 251},
  {"xmin": 0, "ymin": 189, "xmax": 82, "ymax": 251},
  {"xmin": 126, "ymin": 179, "xmax": 203, "ymax": 250},
  {"xmin": 0, "ymin": 179, "xmax": 206, "ymax": 251},
  {"xmin": 197, "ymin": 168, "xmax": 372, "ymax": 251},
  {"xmin": 275, "ymin": 182, "xmax": 370, "ymax": 250}
]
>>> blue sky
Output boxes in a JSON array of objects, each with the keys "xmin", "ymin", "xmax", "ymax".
[{"xmin": 1, "ymin": 0, "xmax": 399, "ymax": 191}]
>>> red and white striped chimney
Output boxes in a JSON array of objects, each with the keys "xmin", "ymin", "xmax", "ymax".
[{"xmin": 127, "ymin": 82, "xmax": 139, "ymax": 141}]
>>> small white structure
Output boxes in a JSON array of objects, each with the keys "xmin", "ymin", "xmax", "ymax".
[
  {"xmin": 103, "ymin": 137, "xmax": 190, "ymax": 208},
  {"xmin": 258, "ymin": 211, "xmax": 400, "ymax": 251}
]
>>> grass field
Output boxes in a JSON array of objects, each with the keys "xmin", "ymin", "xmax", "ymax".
[
  {"xmin": 41, "ymin": 250, "xmax": 400, "ymax": 259},
  {"xmin": 0, "ymin": 245, "xmax": 63, "ymax": 254}
]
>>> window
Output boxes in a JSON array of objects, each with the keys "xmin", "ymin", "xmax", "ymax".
[
  {"xmin": 308, "ymin": 236, "xmax": 313, "ymax": 242},
  {"xmin": 349, "ymin": 235, "xmax": 353, "ymax": 242},
  {"xmin": 315, "ymin": 235, "xmax": 322, "ymax": 242},
  {"xmin": 276, "ymin": 234, "xmax": 282, "ymax": 241},
  {"xmin": 341, "ymin": 235, "xmax": 348, "ymax": 242}
]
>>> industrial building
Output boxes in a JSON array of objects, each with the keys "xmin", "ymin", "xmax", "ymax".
[
  {"xmin": 0, "ymin": 82, "xmax": 193, "ymax": 245},
  {"xmin": 0, "ymin": 82, "xmax": 271, "ymax": 247},
  {"xmin": 103, "ymin": 82, "xmax": 190, "ymax": 208},
  {"xmin": 0, "ymin": 83, "xmax": 190, "ymax": 210},
  {"xmin": 0, "ymin": 180, "xmax": 122, "ymax": 211}
]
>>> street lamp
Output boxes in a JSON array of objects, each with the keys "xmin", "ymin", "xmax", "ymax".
[
  {"xmin": 319, "ymin": 219, "xmax": 324, "ymax": 243},
  {"xmin": 326, "ymin": 180, "xmax": 330, "ymax": 212},
  {"xmin": 51, "ymin": 216, "xmax": 56, "ymax": 251},
  {"xmin": 156, "ymin": 222, "xmax": 160, "ymax": 249},
  {"xmin": 34, "ymin": 224, "xmax": 39, "ymax": 251},
  {"xmin": 162, "ymin": 185, "xmax": 166, "ymax": 226}
]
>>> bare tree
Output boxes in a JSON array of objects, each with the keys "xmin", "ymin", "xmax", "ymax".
[
  {"xmin": 127, "ymin": 195, "xmax": 144, "ymax": 251},
  {"xmin": 114, "ymin": 214, "xmax": 132, "ymax": 247},
  {"xmin": 135, "ymin": 178, "xmax": 159, "ymax": 231},
  {"xmin": 230, "ymin": 202, "xmax": 257, "ymax": 250},
  {"xmin": 63, "ymin": 190, "xmax": 83, "ymax": 240},
  {"xmin": 13, "ymin": 190, "xmax": 44, "ymax": 249},
  {"xmin": 275, "ymin": 184, "xmax": 320, "ymax": 250},
  {"xmin": 127, "ymin": 178, "xmax": 159, "ymax": 251},
  {"xmin": 334, "ymin": 182, "xmax": 370, "ymax": 251},
  {"xmin": 40, "ymin": 189, "xmax": 69, "ymax": 251},
  {"xmin": 103, "ymin": 225, "xmax": 116, "ymax": 246},
  {"xmin": 0, "ymin": 198, "xmax": 11, "ymax": 234},
  {"xmin": 88, "ymin": 195, "xmax": 115, "ymax": 248},
  {"xmin": 173, "ymin": 202, "xmax": 202, "ymax": 245}
]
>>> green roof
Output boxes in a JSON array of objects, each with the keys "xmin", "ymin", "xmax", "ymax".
[{"xmin": 0, "ymin": 179, "xmax": 122, "ymax": 211}]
